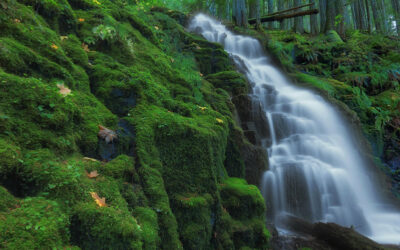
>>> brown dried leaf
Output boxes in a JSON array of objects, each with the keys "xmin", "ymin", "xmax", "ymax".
[
  {"xmin": 90, "ymin": 192, "xmax": 106, "ymax": 207},
  {"xmin": 82, "ymin": 43, "xmax": 90, "ymax": 52},
  {"xmin": 86, "ymin": 170, "xmax": 99, "ymax": 178},
  {"xmin": 98, "ymin": 125, "xmax": 118, "ymax": 143},
  {"xmin": 57, "ymin": 84, "xmax": 71, "ymax": 97}
]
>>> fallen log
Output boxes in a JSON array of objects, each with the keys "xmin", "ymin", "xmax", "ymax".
[
  {"xmin": 248, "ymin": 9, "xmax": 319, "ymax": 24},
  {"xmin": 267, "ymin": 2, "xmax": 315, "ymax": 17}
]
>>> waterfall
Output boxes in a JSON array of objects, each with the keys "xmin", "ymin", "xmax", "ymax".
[{"xmin": 189, "ymin": 14, "xmax": 400, "ymax": 245}]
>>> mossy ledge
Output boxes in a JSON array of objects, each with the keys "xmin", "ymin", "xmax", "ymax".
[{"xmin": 0, "ymin": 1, "xmax": 269, "ymax": 249}]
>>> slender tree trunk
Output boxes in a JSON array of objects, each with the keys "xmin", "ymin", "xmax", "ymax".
[
  {"xmin": 310, "ymin": 0, "xmax": 318, "ymax": 34},
  {"xmin": 256, "ymin": 0, "xmax": 261, "ymax": 29},
  {"xmin": 378, "ymin": 0, "xmax": 388, "ymax": 33},
  {"xmin": 335, "ymin": 0, "xmax": 345, "ymax": 36},
  {"xmin": 392, "ymin": 0, "xmax": 400, "ymax": 35},
  {"xmin": 324, "ymin": 0, "xmax": 335, "ymax": 32},
  {"xmin": 365, "ymin": 0, "xmax": 372, "ymax": 33},
  {"xmin": 371, "ymin": 0, "xmax": 385, "ymax": 33},
  {"xmin": 267, "ymin": 0, "xmax": 274, "ymax": 29},
  {"xmin": 319, "ymin": 0, "xmax": 327, "ymax": 33},
  {"xmin": 344, "ymin": 3, "xmax": 353, "ymax": 31},
  {"xmin": 294, "ymin": 0, "xmax": 304, "ymax": 33},
  {"xmin": 353, "ymin": 0, "xmax": 367, "ymax": 31}
]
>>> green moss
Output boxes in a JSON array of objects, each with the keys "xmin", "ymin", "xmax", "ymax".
[
  {"xmin": 0, "ymin": 197, "xmax": 70, "ymax": 249},
  {"xmin": 205, "ymin": 71, "xmax": 248, "ymax": 96},
  {"xmin": 0, "ymin": 186, "xmax": 18, "ymax": 212},
  {"xmin": 220, "ymin": 178, "xmax": 265, "ymax": 221},
  {"xmin": 133, "ymin": 207, "xmax": 161, "ymax": 250},
  {"xmin": 70, "ymin": 202, "xmax": 142, "ymax": 249},
  {"xmin": 0, "ymin": 138, "xmax": 21, "ymax": 183},
  {"xmin": 97, "ymin": 154, "xmax": 137, "ymax": 181}
]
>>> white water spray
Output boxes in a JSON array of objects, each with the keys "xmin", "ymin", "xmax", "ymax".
[{"xmin": 189, "ymin": 14, "xmax": 400, "ymax": 244}]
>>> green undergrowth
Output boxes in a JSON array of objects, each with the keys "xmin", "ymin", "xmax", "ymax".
[{"xmin": 0, "ymin": 1, "xmax": 269, "ymax": 249}]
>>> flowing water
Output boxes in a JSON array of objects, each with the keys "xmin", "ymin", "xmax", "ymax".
[{"xmin": 189, "ymin": 14, "xmax": 400, "ymax": 245}]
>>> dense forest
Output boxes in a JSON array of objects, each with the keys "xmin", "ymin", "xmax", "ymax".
[{"xmin": 0, "ymin": 0, "xmax": 399, "ymax": 249}]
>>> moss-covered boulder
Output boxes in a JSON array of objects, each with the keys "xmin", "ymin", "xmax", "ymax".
[{"xmin": 0, "ymin": 197, "xmax": 70, "ymax": 249}]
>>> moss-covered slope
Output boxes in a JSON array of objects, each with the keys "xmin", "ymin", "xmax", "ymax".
[{"xmin": 0, "ymin": 1, "xmax": 269, "ymax": 249}]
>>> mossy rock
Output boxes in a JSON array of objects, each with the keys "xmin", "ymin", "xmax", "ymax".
[
  {"xmin": 172, "ymin": 193, "xmax": 214, "ymax": 250},
  {"xmin": 0, "ymin": 138, "xmax": 21, "ymax": 183},
  {"xmin": 0, "ymin": 197, "xmax": 70, "ymax": 249},
  {"xmin": 205, "ymin": 71, "xmax": 248, "ymax": 96},
  {"xmin": 220, "ymin": 178, "xmax": 265, "ymax": 221},
  {"xmin": 70, "ymin": 202, "xmax": 143, "ymax": 250},
  {"xmin": 97, "ymin": 154, "xmax": 137, "ymax": 182},
  {"xmin": 0, "ymin": 186, "xmax": 18, "ymax": 212}
]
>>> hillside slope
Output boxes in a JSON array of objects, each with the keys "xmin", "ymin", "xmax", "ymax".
[{"xmin": 0, "ymin": 1, "xmax": 270, "ymax": 249}]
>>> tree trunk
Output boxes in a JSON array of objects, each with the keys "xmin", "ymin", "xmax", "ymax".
[
  {"xmin": 267, "ymin": 0, "xmax": 274, "ymax": 29},
  {"xmin": 335, "ymin": 0, "xmax": 345, "ymax": 36},
  {"xmin": 256, "ymin": 0, "xmax": 261, "ymax": 29},
  {"xmin": 392, "ymin": 0, "xmax": 400, "ymax": 35},
  {"xmin": 294, "ymin": 0, "xmax": 304, "ymax": 33},
  {"xmin": 249, "ymin": 0, "xmax": 257, "ymax": 18},
  {"xmin": 234, "ymin": 0, "xmax": 248, "ymax": 27},
  {"xmin": 371, "ymin": 0, "xmax": 383, "ymax": 33},
  {"xmin": 319, "ymin": 0, "xmax": 327, "ymax": 33},
  {"xmin": 324, "ymin": 0, "xmax": 335, "ymax": 32},
  {"xmin": 278, "ymin": 0, "xmax": 286, "ymax": 29},
  {"xmin": 309, "ymin": 0, "xmax": 318, "ymax": 34},
  {"xmin": 352, "ymin": 0, "xmax": 368, "ymax": 31},
  {"xmin": 365, "ymin": 0, "xmax": 372, "ymax": 33}
]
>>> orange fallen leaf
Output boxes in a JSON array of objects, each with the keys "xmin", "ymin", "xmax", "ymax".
[
  {"xmin": 14, "ymin": 19, "xmax": 21, "ymax": 23},
  {"xmin": 86, "ymin": 170, "xmax": 99, "ymax": 178},
  {"xmin": 78, "ymin": 18, "xmax": 85, "ymax": 22},
  {"xmin": 98, "ymin": 125, "xmax": 118, "ymax": 143},
  {"xmin": 90, "ymin": 192, "xmax": 106, "ymax": 207},
  {"xmin": 51, "ymin": 43, "xmax": 59, "ymax": 50},
  {"xmin": 57, "ymin": 83, "xmax": 71, "ymax": 97},
  {"xmin": 199, "ymin": 72, "xmax": 204, "ymax": 77}
]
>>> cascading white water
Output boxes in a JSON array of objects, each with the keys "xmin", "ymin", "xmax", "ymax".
[{"xmin": 189, "ymin": 14, "xmax": 400, "ymax": 245}]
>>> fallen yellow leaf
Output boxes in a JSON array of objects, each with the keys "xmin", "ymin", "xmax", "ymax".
[
  {"xmin": 83, "ymin": 157, "xmax": 99, "ymax": 162},
  {"xmin": 60, "ymin": 36, "xmax": 68, "ymax": 41},
  {"xmin": 51, "ymin": 43, "xmax": 59, "ymax": 50},
  {"xmin": 90, "ymin": 192, "xmax": 107, "ymax": 207},
  {"xmin": 216, "ymin": 118, "xmax": 224, "ymax": 124}
]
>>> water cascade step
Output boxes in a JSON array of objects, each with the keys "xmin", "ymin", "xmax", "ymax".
[{"xmin": 189, "ymin": 14, "xmax": 400, "ymax": 245}]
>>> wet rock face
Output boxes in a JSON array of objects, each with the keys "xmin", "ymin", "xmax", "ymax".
[
  {"xmin": 270, "ymin": 218, "xmax": 386, "ymax": 250},
  {"xmin": 98, "ymin": 119, "xmax": 135, "ymax": 161}
]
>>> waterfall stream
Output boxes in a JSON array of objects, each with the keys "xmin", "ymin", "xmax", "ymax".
[{"xmin": 189, "ymin": 14, "xmax": 400, "ymax": 245}]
